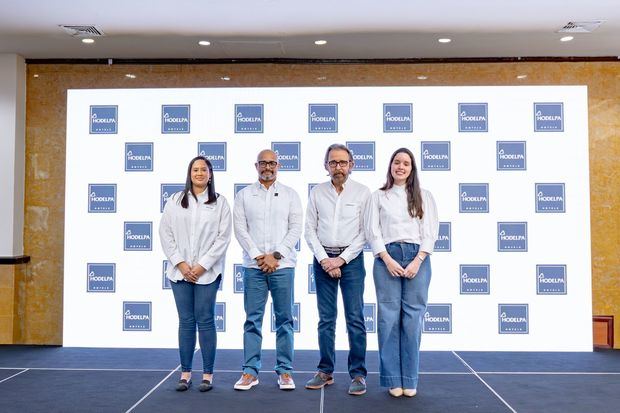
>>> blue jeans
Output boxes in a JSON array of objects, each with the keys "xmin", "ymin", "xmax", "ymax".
[
  {"xmin": 242, "ymin": 267, "xmax": 294, "ymax": 376},
  {"xmin": 170, "ymin": 276, "xmax": 221, "ymax": 373},
  {"xmin": 313, "ymin": 252, "xmax": 367, "ymax": 378},
  {"xmin": 374, "ymin": 242, "xmax": 431, "ymax": 388}
]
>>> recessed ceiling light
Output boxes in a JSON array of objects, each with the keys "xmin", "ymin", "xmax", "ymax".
[
  {"xmin": 314, "ymin": 40, "xmax": 327, "ymax": 45},
  {"xmin": 317, "ymin": 76, "xmax": 327, "ymax": 81},
  {"xmin": 81, "ymin": 38, "xmax": 95, "ymax": 44},
  {"xmin": 33, "ymin": 74, "xmax": 39, "ymax": 78},
  {"xmin": 438, "ymin": 38, "xmax": 451, "ymax": 43},
  {"xmin": 198, "ymin": 40, "xmax": 211, "ymax": 46},
  {"xmin": 125, "ymin": 74, "xmax": 136, "ymax": 79},
  {"xmin": 417, "ymin": 75, "xmax": 428, "ymax": 80},
  {"xmin": 516, "ymin": 74, "xmax": 528, "ymax": 79},
  {"xmin": 221, "ymin": 76, "xmax": 230, "ymax": 81},
  {"xmin": 560, "ymin": 36, "xmax": 574, "ymax": 42}
]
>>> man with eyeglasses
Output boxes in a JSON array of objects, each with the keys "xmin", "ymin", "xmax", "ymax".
[
  {"xmin": 304, "ymin": 143, "xmax": 371, "ymax": 396},
  {"xmin": 233, "ymin": 149, "xmax": 303, "ymax": 391}
]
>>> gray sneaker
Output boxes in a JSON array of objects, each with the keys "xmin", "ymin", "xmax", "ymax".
[
  {"xmin": 305, "ymin": 371, "xmax": 334, "ymax": 389},
  {"xmin": 348, "ymin": 376, "xmax": 366, "ymax": 395}
]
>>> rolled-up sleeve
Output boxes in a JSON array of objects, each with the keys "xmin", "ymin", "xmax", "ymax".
[
  {"xmin": 419, "ymin": 190, "xmax": 439, "ymax": 254},
  {"xmin": 365, "ymin": 191, "xmax": 387, "ymax": 257},
  {"xmin": 159, "ymin": 194, "xmax": 184, "ymax": 267}
]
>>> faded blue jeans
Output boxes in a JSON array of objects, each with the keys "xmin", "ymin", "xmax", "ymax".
[
  {"xmin": 170, "ymin": 276, "xmax": 221, "ymax": 373},
  {"xmin": 373, "ymin": 242, "xmax": 431, "ymax": 388},
  {"xmin": 242, "ymin": 267, "xmax": 294, "ymax": 376}
]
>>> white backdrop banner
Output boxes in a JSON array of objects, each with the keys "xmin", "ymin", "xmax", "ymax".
[{"xmin": 64, "ymin": 86, "xmax": 592, "ymax": 351}]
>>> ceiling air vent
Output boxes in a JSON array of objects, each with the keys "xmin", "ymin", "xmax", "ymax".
[
  {"xmin": 59, "ymin": 25, "xmax": 105, "ymax": 37},
  {"xmin": 557, "ymin": 21, "xmax": 604, "ymax": 33}
]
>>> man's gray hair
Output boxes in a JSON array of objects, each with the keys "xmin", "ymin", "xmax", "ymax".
[{"xmin": 323, "ymin": 143, "xmax": 353, "ymax": 165}]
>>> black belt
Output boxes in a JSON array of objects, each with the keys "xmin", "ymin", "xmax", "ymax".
[{"xmin": 323, "ymin": 245, "xmax": 348, "ymax": 255}]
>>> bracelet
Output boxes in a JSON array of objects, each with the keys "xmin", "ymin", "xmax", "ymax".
[{"xmin": 416, "ymin": 255, "xmax": 425, "ymax": 262}]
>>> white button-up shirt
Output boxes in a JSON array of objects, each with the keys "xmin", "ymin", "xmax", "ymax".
[
  {"xmin": 365, "ymin": 184, "xmax": 439, "ymax": 256},
  {"xmin": 305, "ymin": 178, "xmax": 370, "ymax": 263},
  {"xmin": 159, "ymin": 190, "xmax": 232, "ymax": 285},
  {"xmin": 233, "ymin": 181, "xmax": 303, "ymax": 269}
]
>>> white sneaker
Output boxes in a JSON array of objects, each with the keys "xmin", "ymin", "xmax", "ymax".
[
  {"xmin": 389, "ymin": 387, "xmax": 403, "ymax": 397},
  {"xmin": 403, "ymin": 388, "xmax": 417, "ymax": 397},
  {"xmin": 234, "ymin": 373, "xmax": 259, "ymax": 390},
  {"xmin": 278, "ymin": 373, "xmax": 296, "ymax": 390}
]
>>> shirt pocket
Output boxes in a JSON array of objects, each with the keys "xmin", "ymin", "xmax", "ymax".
[{"xmin": 341, "ymin": 202, "xmax": 360, "ymax": 219}]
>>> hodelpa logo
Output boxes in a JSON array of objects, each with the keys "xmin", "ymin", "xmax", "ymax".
[
  {"xmin": 123, "ymin": 302, "xmax": 151, "ymax": 331},
  {"xmin": 346, "ymin": 141, "xmax": 375, "ymax": 171},
  {"xmin": 423, "ymin": 304, "xmax": 452, "ymax": 333},
  {"xmin": 233, "ymin": 264, "xmax": 244, "ymax": 294},
  {"xmin": 308, "ymin": 264, "xmax": 316, "ymax": 294},
  {"xmin": 271, "ymin": 302, "xmax": 301, "ymax": 333},
  {"xmin": 215, "ymin": 302, "xmax": 226, "ymax": 332},
  {"xmin": 383, "ymin": 103, "xmax": 412, "ymax": 133},
  {"xmin": 234, "ymin": 183, "xmax": 251, "ymax": 196},
  {"xmin": 198, "ymin": 142, "xmax": 227, "ymax": 171},
  {"xmin": 295, "ymin": 240, "xmax": 301, "ymax": 252},
  {"xmin": 434, "ymin": 222, "xmax": 451, "ymax": 252},
  {"xmin": 363, "ymin": 242, "xmax": 372, "ymax": 253},
  {"xmin": 537, "ymin": 265, "xmax": 567, "ymax": 295},
  {"xmin": 161, "ymin": 105, "xmax": 190, "ymax": 134},
  {"xmin": 90, "ymin": 105, "xmax": 117, "ymax": 134},
  {"xmin": 458, "ymin": 103, "xmax": 488, "ymax": 132},
  {"xmin": 460, "ymin": 265, "xmax": 490, "ymax": 294},
  {"xmin": 88, "ymin": 184, "xmax": 117, "ymax": 213},
  {"xmin": 364, "ymin": 303, "xmax": 376, "ymax": 333},
  {"xmin": 309, "ymin": 104, "xmax": 338, "ymax": 133},
  {"xmin": 421, "ymin": 141, "xmax": 450, "ymax": 171},
  {"xmin": 272, "ymin": 142, "xmax": 301, "ymax": 171},
  {"xmin": 308, "ymin": 183, "xmax": 318, "ymax": 198},
  {"xmin": 497, "ymin": 141, "xmax": 526, "ymax": 170},
  {"xmin": 125, "ymin": 143, "xmax": 153, "ymax": 171},
  {"xmin": 235, "ymin": 104, "xmax": 263, "ymax": 133},
  {"xmin": 459, "ymin": 183, "xmax": 489, "ymax": 213},
  {"xmin": 498, "ymin": 222, "xmax": 528, "ymax": 252},
  {"xmin": 160, "ymin": 184, "xmax": 184, "ymax": 213},
  {"xmin": 534, "ymin": 103, "xmax": 563, "ymax": 132},
  {"xmin": 499, "ymin": 304, "xmax": 528, "ymax": 334},
  {"xmin": 87, "ymin": 263, "xmax": 115, "ymax": 292},
  {"xmin": 535, "ymin": 183, "xmax": 565, "ymax": 213},
  {"xmin": 124, "ymin": 221, "xmax": 152, "ymax": 251},
  {"xmin": 162, "ymin": 260, "xmax": 171, "ymax": 289}
]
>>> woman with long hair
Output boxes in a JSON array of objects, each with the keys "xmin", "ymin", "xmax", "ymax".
[
  {"xmin": 365, "ymin": 147, "xmax": 439, "ymax": 397},
  {"xmin": 159, "ymin": 156, "xmax": 232, "ymax": 392}
]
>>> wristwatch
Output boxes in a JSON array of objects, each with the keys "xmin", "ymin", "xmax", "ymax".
[{"xmin": 273, "ymin": 251, "xmax": 282, "ymax": 260}]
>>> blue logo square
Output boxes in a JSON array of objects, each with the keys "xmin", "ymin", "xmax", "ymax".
[
  {"xmin": 458, "ymin": 103, "xmax": 488, "ymax": 132},
  {"xmin": 235, "ymin": 104, "xmax": 263, "ymax": 133},
  {"xmin": 423, "ymin": 304, "xmax": 452, "ymax": 333},
  {"xmin": 421, "ymin": 141, "xmax": 451, "ymax": 171},
  {"xmin": 90, "ymin": 105, "xmax": 117, "ymax": 134},
  {"xmin": 161, "ymin": 105, "xmax": 190, "ymax": 134},
  {"xmin": 383, "ymin": 103, "xmax": 412, "ymax": 133},
  {"xmin": 308, "ymin": 264, "xmax": 316, "ymax": 294},
  {"xmin": 499, "ymin": 304, "xmax": 528, "ymax": 334},
  {"xmin": 87, "ymin": 263, "xmax": 115, "ymax": 292},
  {"xmin": 271, "ymin": 303, "xmax": 300, "ymax": 333},
  {"xmin": 234, "ymin": 183, "xmax": 251, "ymax": 196},
  {"xmin": 272, "ymin": 142, "xmax": 301, "ymax": 171},
  {"xmin": 363, "ymin": 242, "xmax": 372, "ymax": 253},
  {"xmin": 160, "ymin": 184, "xmax": 184, "ymax": 213},
  {"xmin": 123, "ymin": 302, "xmax": 151, "ymax": 331},
  {"xmin": 537, "ymin": 265, "xmax": 567, "ymax": 295},
  {"xmin": 534, "ymin": 103, "xmax": 564, "ymax": 132},
  {"xmin": 364, "ymin": 303, "xmax": 376, "ymax": 333},
  {"xmin": 197, "ymin": 142, "xmax": 227, "ymax": 171},
  {"xmin": 162, "ymin": 260, "xmax": 171, "ymax": 289},
  {"xmin": 233, "ymin": 264, "xmax": 244, "ymax": 294},
  {"xmin": 535, "ymin": 183, "xmax": 565, "ymax": 213},
  {"xmin": 347, "ymin": 141, "xmax": 375, "ymax": 171},
  {"xmin": 498, "ymin": 222, "xmax": 528, "ymax": 252},
  {"xmin": 88, "ymin": 184, "xmax": 117, "ymax": 213},
  {"xmin": 124, "ymin": 221, "xmax": 152, "ymax": 251},
  {"xmin": 309, "ymin": 104, "xmax": 338, "ymax": 133},
  {"xmin": 215, "ymin": 302, "xmax": 226, "ymax": 332},
  {"xmin": 434, "ymin": 222, "xmax": 451, "ymax": 252},
  {"xmin": 460, "ymin": 265, "xmax": 490, "ymax": 294},
  {"xmin": 125, "ymin": 143, "xmax": 153, "ymax": 172},
  {"xmin": 308, "ymin": 183, "xmax": 318, "ymax": 198},
  {"xmin": 497, "ymin": 141, "xmax": 527, "ymax": 170},
  {"xmin": 295, "ymin": 239, "xmax": 300, "ymax": 252},
  {"xmin": 459, "ymin": 183, "xmax": 489, "ymax": 213}
]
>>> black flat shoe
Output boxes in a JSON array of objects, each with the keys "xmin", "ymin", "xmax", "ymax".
[
  {"xmin": 176, "ymin": 379, "xmax": 192, "ymax": 391},
  {"xmin": 199, "ymin": 379, "xmax": 213, "ymax": 392}
]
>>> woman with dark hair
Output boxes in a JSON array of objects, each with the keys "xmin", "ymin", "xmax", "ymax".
[
  {"xmin": 364, "ymin": 148, "xmax": 438, "ymax": 398},
  {"xmin": 159, "ymin": 156, "xmax": 232, "ymax": 392}
]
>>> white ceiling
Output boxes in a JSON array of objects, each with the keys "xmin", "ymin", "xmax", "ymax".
[{"xmin": 1, "ymin": 0, "xmax": 619, "ymax": 60}]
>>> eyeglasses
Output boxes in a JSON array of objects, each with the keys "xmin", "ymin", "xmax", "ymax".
[
  {"xmin": 327, "ymin": 160, "xmax": 351, "ymax": 168},
  {"xmin": 257, "ymin": 160, "xmax": 278, "ymax": 168}
]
